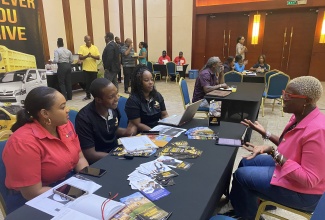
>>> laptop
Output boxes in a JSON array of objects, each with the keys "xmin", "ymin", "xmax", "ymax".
[{"xmin": 158, "ymin": 99, "xmax": 203, "ymax": 127}]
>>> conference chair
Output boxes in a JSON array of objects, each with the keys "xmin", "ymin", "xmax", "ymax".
[
  {"xmin": 223, "ymin": 71, "xmax": 243, "ymax": 83},
  {"xmin": 147, "ymin": 61, "xmax": 161, "ymax": 81},
  {"xmin": 255, "ymin": 199, "xmax": 312, "ymax": 220},
  {"xmin": 264, "ymin": 69, "xmax": 279, "ymax": 86},
  {"xmin": 179, "ymin": 77, "xmax": 209, "ymax": 115},
  {"xmin": 0, "ymin": 140, "xmax": 7, "ymax": 217},
  {"xmin": 266, "ymin": 64, "xmax": 271, "ymax": 70},
  {"xmin": 310, "ymin": 192, "xmax": 325, "ymax": 220},
  {"xmin": 68, "ymin": 108, "xmax": 79, "ymax": 128},
  {"xmin": 210, "ymin": 215, "xmax": 236, "ymax": 220},
  {"xmin": 117, "ymin": 95, "xmax": 128, "ymax": 129},
  {"xmin": 166, "ymin": 62, "xmax": 180, "ymax": 83},
  {"xmin": 261, "ymin": 72, "xmax": 290, "ymax": 117},
  {"xmin": 0, "ymin": 130, "xmax": 12, "ymax": 141}
]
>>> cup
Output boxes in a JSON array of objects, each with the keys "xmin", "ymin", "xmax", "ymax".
[{"xmin": 231, "ymin": 85, "xmax": 237, "ymax": 92}]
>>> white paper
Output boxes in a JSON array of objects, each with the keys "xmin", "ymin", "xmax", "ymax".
[
  {"xmin": 151, "ymin": 125, "xmax": 187, "ymax": 137},
  {"xmin": 26, "ymin": 176, "xmax": 102, "ymax": 216},
  {"xmin": 176, "ymin": 65, "xmax": 183, "ymax": 71},
  {"xmin": 119, "ymin": 136, "xmax": 158, "ymax": 153},
  {"xmin": 51, "ymin": 208, "xmax": 97, "ymax": 220}
]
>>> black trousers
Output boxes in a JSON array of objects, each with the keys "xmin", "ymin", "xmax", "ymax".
[
  {"xmin": 123, "ymin": 66, "xmax": 134, "ymax": 92},
  {"xmin": 84, "ymin": 70, "xmax": 98, "ymax": 98},
  {"xmin": 57, "ymin": 63, "xmax": 72, "ymax": 100}
]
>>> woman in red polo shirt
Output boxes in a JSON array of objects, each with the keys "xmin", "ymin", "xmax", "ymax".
[{"xmin": 3, "ymin": 86, "xmax": 88, "ymax": 214}]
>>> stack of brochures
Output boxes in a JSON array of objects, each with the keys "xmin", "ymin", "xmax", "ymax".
[
  {"xmin": 155, "ymin": 141, "xmax": 203, "ymax": 159},
  {"xmin": 119, "ymin": 135, "xmax": 159, "ymax": 155},
  {"xmin": 151, "ymin": 125, "xmax": 187, "ymax": 137},
  {"xmin": 112, "ymin": 192, "xmax": 172, "ymax": 220},
  {"xmin": 185, "ymin": 127, "xmax": 218, "ymax": 140}
]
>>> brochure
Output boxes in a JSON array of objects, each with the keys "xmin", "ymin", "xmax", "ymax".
[
  {"xmin": 112, "ymin": 192, "xmax": 171, "ymax": 220},
  {"xmin": 51, "ymin": 194, "xmax": 125, "ymax": 220},
  {"xmin": 155, "ymin": 156, "xmax": 192, "ymax": 170},
  {"xmin": 119, "ymin": 136, "xmax": 158, "ymax": 153},
  {"xmin": 145, "ymin": 134, "xmax": 173, "ymax": 147},
  {"xmin": 150, "ymin": 125, "xmax": 187, "ymax": 137},
  {"xmin": 185, "ymin": 127, "xmax": 217, "ymax": 140},
  {"xmin": 155, "ymin": 145, "xmax": 203, "ymax": 159}
]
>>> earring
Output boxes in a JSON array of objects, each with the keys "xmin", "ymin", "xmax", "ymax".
[
  {"xmin": 45, "ymin": 118, "xmax": 52, "ymax": 126},
  {"xmin": 301, "ymin": 104, "xmax": 306, "ymax": 116}
]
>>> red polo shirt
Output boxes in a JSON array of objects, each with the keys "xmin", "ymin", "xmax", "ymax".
[
  {"xmin": 173, "ymin": 56, "xmax": 186, "ymax": 65},
  {"xmin": 3, "ymin": 120, "xmax": 80, "ymax": 190}
]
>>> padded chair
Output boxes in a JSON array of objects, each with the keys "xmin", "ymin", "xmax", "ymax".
[
  {"xmin": 311, "ymin": 192, "xmax": 325, "ymax": 220},
  {"xmin": 147, "ymin": 61, "xmax": 161, "ymax": 81},
  {"xmin": 266, "ymin": 64, "xmax": 271, "ymax": 70},
  {"xmin": 210, "ymin": 215, "xmax": 235, "ymax": 220},
  {"xmin": 0, "ymin": 140, "xmax": 7, "ymax": 217},
  {"xmin": 166, "ymin": 62, "xmax": 180, "ymax": 83},
  {"xmin": 255, "ymin": 199, "xmax": 312, "ymax": 220},
  {"xmin": 264, "ymin": 69, "xmax": 279, "ymax": 85},
  {"xmin": 68, "ymin": 108, "xmax": 79, "ymax": 128},
  {"xmin": 117, "ymin": 95, "xmax": 128, "ymax": 128},
  {"xmin": 0, "ymin": 130, "xmax": 12, "ymax": 140},
  {"xmin": 261, "ymin": 72, "xmax": 290, "ymax": 117},
  {"xmin": 179, "ymin": 77, "xmax": 209, "ymax": 115},
  {"xmin": 223, "ymin": 71, "xmax": 243, "ymax": 83}
]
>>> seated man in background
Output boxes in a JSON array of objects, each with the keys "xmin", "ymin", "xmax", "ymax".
[
  {"xmin": 158, "ymin": 50, "xmax": 171, "ymax": 64},
  {"xmin": 75, "ymin": 78, "xmax": 136, "ymax": 164},
  {"xmin": 173, "ymin": 51, "xmax": 186, "ymax": 65},
  {"xmin": 192, "ymin": 56, "xmax": 228, "ymax": 108}
]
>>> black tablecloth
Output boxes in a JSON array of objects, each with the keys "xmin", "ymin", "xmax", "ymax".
[
  {"xmin": 5, "ymin": 120, "xmax": 246, "ymax": 220},
  {"xmin": 47, "ymin": 71, "xmax": 85, "ymax": 90},
  {"xmin": 243, "ymin": 73, "xmax": 265, "ymax": 83}
]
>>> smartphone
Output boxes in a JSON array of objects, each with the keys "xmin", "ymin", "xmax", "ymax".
[
  {"xmin": 215, "ymin": 138, "xmax": 243, "ymax": 146},
  {"xmin": 78, "ymin": 166, "xmax": 107, "ymax": 177},
  {"xmin": 53, "ymin": 184, "xmax": 87, "ymax": 201}
]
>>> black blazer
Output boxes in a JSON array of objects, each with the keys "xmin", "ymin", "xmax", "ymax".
[{"xmin": 102, "ymin": 41, "xmax": 120, "ymax": 72}]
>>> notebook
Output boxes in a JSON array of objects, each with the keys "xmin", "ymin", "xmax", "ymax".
[
  {"xmin": 206, "ymin": 90, "xmax": 232, "ymax": 97},
  {"xmin": 158, "ymin": 99, "xmax": 203, "ymax": 127}
]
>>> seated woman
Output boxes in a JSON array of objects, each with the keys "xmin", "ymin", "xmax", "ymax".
[
  {"xmin": 250, "ymin": 54, "xmax": 269, "ymax": 73},
  {"xmin": 125, "ymin": 64, "xmax": 169, "ymax": 131},
  {"xmin": 234, "ymin": 55, "xmax": 247, "ymax": 73},
  {"xmin": 227, "ymin": 76, "xmax": 325, "ymax": 220},
  {"xmin": 223, "ymin": 56, "xmax": 235, "ymax": 73},
  {"xmin": 3, "ymin": 86, "xmax": 88, "ymax": 214}
]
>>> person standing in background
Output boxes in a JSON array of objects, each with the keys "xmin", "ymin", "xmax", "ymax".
[
  {"xmin": 115, "ymin": 36, "xmax": 123, "ymax": 83},
  {"xmin": 138, "ymin": 42, "xmax": 148, "ymax": 65},
  {"xmin": 236, "ymin": 36, "xmax": 248, "ymax": 61},
  {"xmin": 120, "ymin": 38, "xmax": 136, "ymax": 94},
  {"xmin": 173, "ymin": 51, "xmax": 186, "ymax": 65},
  {"xmin": 78, "ymin": 35, "xmax": 100, "ymax": 101},
  {"xmin": 103, "ymin": 32, "xmax": 120, "ymax": 90},
  {"xmin": 52, "ymin": 38, "xmax": 73, "ymax": 100}
]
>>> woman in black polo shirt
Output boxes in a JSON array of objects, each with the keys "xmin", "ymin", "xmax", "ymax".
[{"xmin": 125, "ymin": 64, "xmax": 169, "ymax": 131}]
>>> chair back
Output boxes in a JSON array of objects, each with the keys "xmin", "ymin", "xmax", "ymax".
[
  {"xmin": 117, "ymin": 96, "xmax": 128, "ymax": 128},
  {"xmin": 264, "ymin": 69, "xmax": 278, "ymax": 84},
  {"xmin": 224, "ymin": 71, "xmax": 243, "ymax": 83},
  {"xmin": 179, "ymin": 77, "xmax": 191, "ymax": 109},
  {"xmin": 311, "ymin": 192, "xmax": 325, "ymax": 220},
  {"xmin": 266, "ymin": 64, "xmax": 271, "ymax": 70},
  {"xmin": 0, "ymin": 140, "xmax": 7, "ymax": 216},
  {"xmin": 266, "ymin": 72, "xmax": 290, "ymax": 97},
  {"xmin": 166, "ymin": 62, "xmax": 176, "ymax": 75},
  {"xmin": 0, "ymin": 130, "xmax": 12, "ymax": 141},
  {"xmin": 68, "ymin": 109, "xmax": 79, "ymax": 128},
  {"xmin": 147, "ymin": 61, "xmax": 154, "ymax": 73}
]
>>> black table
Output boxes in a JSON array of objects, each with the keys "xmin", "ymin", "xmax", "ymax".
[
  {"xmin": 205, "ymin": 82, "xmax": 265, "ymax": 141},
  {"xmin": 242, "ymin": 72, "xmax": 265, "ymax": 83},
  {"xmin": 153, "ymin": 64, "xmax": 167, "ymax": 78},
  {"xmin": 47, "ymin": 71, "xmax": 85, "ymax": 91},
  {"xmin": 5, "ymin": 120, "xmax": 246, "ymax": 220},
  {"xmin": 176, "ymin": 64, "xmax": 188, "ymax": 78}
]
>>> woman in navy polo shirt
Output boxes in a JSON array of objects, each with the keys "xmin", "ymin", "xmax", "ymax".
[{"xmin": 125, "ymin": 64, "xmax": 169, "ymax": 131}]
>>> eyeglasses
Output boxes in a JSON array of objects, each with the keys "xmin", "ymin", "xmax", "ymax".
[{"xmin": 282, "ymin": 90, "xmax": 307, "ymax": 100}]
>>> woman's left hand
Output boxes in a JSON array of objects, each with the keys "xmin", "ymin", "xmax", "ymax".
[{"xmin": 242, "ymin": 142, "xmax": 270, "ymax": 160}]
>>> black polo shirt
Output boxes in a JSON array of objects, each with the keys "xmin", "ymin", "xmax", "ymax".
[
  {"xmin": 125, "ymin": 92, "xmax": 166, "ymax": 128},
  {"xmin": 75, "ymin": 101, "xmax": 120, "ymax": 153}
]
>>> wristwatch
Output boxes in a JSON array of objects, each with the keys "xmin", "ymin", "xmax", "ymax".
[{"xmin": 264, "ymin": 131, "xmax": 271, "ymax": 140}]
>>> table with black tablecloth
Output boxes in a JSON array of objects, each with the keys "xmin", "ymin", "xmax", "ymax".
[
  {"xmin": 47, "ymin": 71, "xmax": 86, "ymax": 91},
  {"xmin": 242, "ymin": 72, "xmax": 265, "ymax": 83},
  {"xmin": 5, "ymin": 120, "xmax": 246, "ymax": 220}
]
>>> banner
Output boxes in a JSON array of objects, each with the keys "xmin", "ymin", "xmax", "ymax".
[{"xmin": 0, "ymin": 0, "xmax": 44, "ymax": 68}]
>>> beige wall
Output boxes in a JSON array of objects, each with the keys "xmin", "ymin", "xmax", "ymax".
[
  {"xmin": 43, "ymin": 0, "xmax": 66, "ymax": 61},
  {"xmin": 70, "ymin": 0, "xmax": 87, "ymax": 54},
  {"xmin": 147, "ymin": 0, "xmax": 167, "ymax": 62},
  {"xmin": 42, "ymin": 0, "xmax": 193, "ymax": 69}
]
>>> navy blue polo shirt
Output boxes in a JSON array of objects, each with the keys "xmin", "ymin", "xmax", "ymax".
[
  {"xmin": 75, "ymin": 101, "xmax": 120, "ymax": 153},
  {"xmin": 125, "ymin": 92, "xmax": 166, "ymax": 128}
]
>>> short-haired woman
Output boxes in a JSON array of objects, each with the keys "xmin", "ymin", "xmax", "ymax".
[
  {"xmin": 3, "ymin": 87, "xmax": 88, "ymax": 213},
  {"xmin": 227, "ymin": 76, "xmax": 325, "ymax": 219},
  {"xmin": 125, "ymin": 64, "xmax": 169, "ymax": 131},
  {"xmin": 250, "ymin": 54, "xmax": 269, "ymax": 73}
]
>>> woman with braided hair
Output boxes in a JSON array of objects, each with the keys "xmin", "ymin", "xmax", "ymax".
[{"xmin": 125, "ymin": 64, "xmax": 169, "ymax": 131}]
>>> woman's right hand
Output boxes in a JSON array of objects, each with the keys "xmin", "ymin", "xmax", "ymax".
[{"xmin": 241, "ymin": 119, "xmax": 265, "ymax": 135}]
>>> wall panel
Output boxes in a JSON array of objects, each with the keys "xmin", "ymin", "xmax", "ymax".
[
  {"xmin": 123, "ymin": 0, "xmax": 133, "ymax": 41},
  {"xmin": 109, "ymin": 0, "xmax": 121, "ymax": 39},
  {"xmin": 91, "ymin": 0, "xmax": 106, "ymax": 52},
  {"xmin": 172, "ymin": 0, "xmax": 193, "ymax": 70},
  {"xmin": 135, "ymin": 0, "xmax": 144, "ymax": 52},
  {"xmin": 147, "ymin": 0, "xmax": 167, "ymax": 62},
  {"xmin": 70, "ymin": 0, "xmax": 87, "ymax": 53},
  {"xmin": 43, "ymin": 0, "xmax": 66, "ymax": 59}
]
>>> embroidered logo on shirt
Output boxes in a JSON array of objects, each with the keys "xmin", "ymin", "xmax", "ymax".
[
  {"xmin": 115, "ymin": 117, "xmax": 119, "ymax": 126},
  {"xmin": 154, "ymin": 101, "xmax": 160, "ymax": 109}
]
